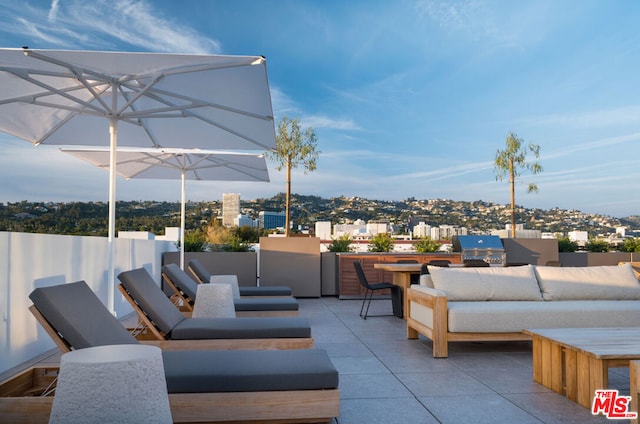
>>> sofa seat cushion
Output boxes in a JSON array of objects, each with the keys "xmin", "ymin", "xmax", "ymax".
[
  {"xmin": 428, "ymin": 265, "xmax": 542, "ymax": 301},
  {"xmin": 447, "ymin": 300, "xmax": 640, "ymax": 333},
  {"xmin": 169, "ymin": 316, "xmax": 311, "ymax": 340},
  {"xmin": 535, "ymin": 263, "xmax": 640, "ymax": 300},
  {"xmin": 234, "ymin": 297, "xmax": 299, "ymax": 311},
  {"xmin": 162, "ymin": 349, "xmax": 338, "ymax": 393}
]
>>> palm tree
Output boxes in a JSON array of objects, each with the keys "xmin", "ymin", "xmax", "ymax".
[
  {"xmin": 494, "ymin": 132, "xmax": 542, "ymax": 238},
  {"xmin": 267, "ymin": 116, "xmax": 319, "ymax": 236}
]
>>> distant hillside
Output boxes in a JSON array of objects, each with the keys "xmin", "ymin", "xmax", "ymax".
[{"xmin": 0, "ymin": 195, "xmax": 636, "ymax": 237}]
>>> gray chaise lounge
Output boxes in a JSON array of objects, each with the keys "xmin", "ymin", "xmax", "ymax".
[
  {"xmin": 24, "ymin": 281, "xmax": 339, "ymax": 423},
  {"xmin": 162, "ymin": 263, "xmax": 298, "ymax": 317},
  {"xmin": 188, "ymin": 258, "xmax": 292, "ymax": 297},
  {"xmin": 116, "ymin": 268, "xmax": 313, "ymax": 349}
]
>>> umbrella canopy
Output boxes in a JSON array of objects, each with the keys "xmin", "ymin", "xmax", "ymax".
[
  {"xmin": 0, "ymin": 47, "xmax": 276, "ymax": 312},
  {"xmin": 62, "ymin": 148, "xmax": 270, "ymax": 268}
]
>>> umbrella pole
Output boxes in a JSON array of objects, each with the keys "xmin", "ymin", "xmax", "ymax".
[
  {"xmin": 180, "ymin": 170, "xmax": 186, "ymax": 269},
  {"xmin": 107, "ymin": 117, "xmax": 118, "ymax": 315}
]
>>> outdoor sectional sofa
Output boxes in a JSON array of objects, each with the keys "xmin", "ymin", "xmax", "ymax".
[{"xmin": 407, "ymin": 263, "xmax": 640, "ymax": 358}]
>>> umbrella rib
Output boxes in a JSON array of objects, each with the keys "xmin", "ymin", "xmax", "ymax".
[
  {"xmin": 122, "ymin": 87, "xmax": 274, "ymax": 150},
  {"xmin": 138, "ymin": 86, "xmax": 273, "ymax": 121},
  {"xmin": 116, "ymin": 74, "xmax": 165, "ymax": 115},
  {"xmin": 22, "ymin": 50, "xmax": 117, "ymax": 112},
  {"xmin": 1, "ymin": 69, "xmax": 107, "ymax": 114}
]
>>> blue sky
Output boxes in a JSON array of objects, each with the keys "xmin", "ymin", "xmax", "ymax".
[{"xmin": 1, "ymin": 0, "xmax": 640, "ymax": 218}]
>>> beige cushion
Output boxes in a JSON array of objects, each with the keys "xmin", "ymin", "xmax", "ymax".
[
  {"xmin": 535, "ymin": 263, "xmax": 640, "ymax": 300},
  {"xmin": 428, "ymin": 265, "xmax": 542, "ymax": 301},
  {"xmin": 447, "ymin": 300, "xmax": 640, "ymax": 332},
  {"xmin": 620, "ymin": 262, "xmax": 640, "ymax": 280},
  {"xmin": 419, "ymin": 274, "xmax": 433, "ymax": 288}
]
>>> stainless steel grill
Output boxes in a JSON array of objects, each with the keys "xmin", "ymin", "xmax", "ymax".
[{"xmin": 452, "ymin": 235, "xmax": 505, "ymax": 265}]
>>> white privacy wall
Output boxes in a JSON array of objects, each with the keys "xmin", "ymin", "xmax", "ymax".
[{"xmin": 0, "ymin": 231, "xmax": 177, "ymax": 374}]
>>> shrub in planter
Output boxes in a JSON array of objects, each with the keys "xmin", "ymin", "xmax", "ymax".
[
  {"xmin": 328, "ymin": 234, "xmax": 354, "ymax": 252},
  {"xmin": 557, "ymin": 237, "xmax": 578, "ymax": 252},
  {"xmin": 585, "ymin": 239, "xmax": 610, "ymax": 252},
  {"xmin": 414, "ymin": 236, "xmax": 441, "ymax": 253},
  {"xmin": 368, "ymin": 233, "xmax": 394, "ymax": 252}
]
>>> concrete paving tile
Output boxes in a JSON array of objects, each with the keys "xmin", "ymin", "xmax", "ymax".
[
  {"xmin": 338, "ymin": 398, "xmax": 439, "ymax": 424},
  {"xmin": 418, "ymin": 394, "xmax": 541, "ymax": 424},
  {"xmin": 504, "ymin": 392, "xmax": 616, "ymax": 423},
  {"xmin": 395, "ymin": 370, "xmax": 495, "ymax": 397},
  {"xmin": 445, "ymin": 351, "xmax": 529, "ymax": 371},
  {"xmin": 314, "ymin": 341, "xmax": 373, "ymax": 358},
  {"xmin": 372, "ymin": 352, "xmax": 459, "ymax": 374},
  {"xmin": 465, "ymin": 367, "xmax": 548, "ymax": 394},
  {"xmin": 330, "ymin": 355, "xmax": 390, "ymax": 375},
  {"xmin": 338, "ymin": 373, "xmax": 413, "ymax": 399}
]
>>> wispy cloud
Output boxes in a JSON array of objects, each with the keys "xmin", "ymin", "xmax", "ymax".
[
  {"xmin": 413, "ymin": 0, "xmax": 547, "ymax": 50},
  {"xmin": 540, "ymin": 132, "xmax": 640, "ymax": 161},
  {"xmin": 301, "ymin": 115, "xmax": 360, "ymax": 131},
  {"xmin": 9, "ymin": 0, "xmax": 222, "ymax": 54},
  {"xmin": 48, "ymin": 0, "xmax": 59, "ymax": 21},
  {"xmin": 521, "ymin": 106, "xmax": 640, "ymax": 131}
]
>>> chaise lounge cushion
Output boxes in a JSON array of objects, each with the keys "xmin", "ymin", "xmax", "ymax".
[
  {"xmin": 162, "ymin": 349, "xmax": 339, "ymax": 393},
  {"xmin": 29, "ymin": 281, "xmax": 139, "ymax": 349},
  {"xmin": 119, "ymin": 267, "xmax": 187, "ymax": 334},
  {"xmin": 170, "ymin": 317, "xmax": 311, "ymax": 339},
  {"xmin": 118, "ymin": 268, "xmax": 311, "ymax": 339},
  {"xmin": 164, "ymin": 264, "xmax": 298, "ymax": 311},
  {"xmin": 239, "ymin": 286, "xmax": 293, "ymax": 296},
  {"xmin": 188, "ymin": 259, "xmax": 293, "ymax": 296},
  {"xmin": 234, "ymin": 297, "xmax": 298, "ymax": 311},
  {"xmin": 535, "ymin": 263, "xmax": 640, "ymax": 301},
  {"xmin": 428, "ymin": 265, "xmax": 543, "ymax": 301}
]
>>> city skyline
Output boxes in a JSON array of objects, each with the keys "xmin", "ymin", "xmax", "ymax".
[{"xmin": 1, "ymin": 1, "xmax": 640, "ymax": 217}]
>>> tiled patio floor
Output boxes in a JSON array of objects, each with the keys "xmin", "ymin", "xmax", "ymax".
[
  {"xmin": 301, "ymin": 297, "xmax": 631, "ymax": 424},
  {"xmin": 3, "ymin": 296, "xmax": 632, "ymax": 423}
]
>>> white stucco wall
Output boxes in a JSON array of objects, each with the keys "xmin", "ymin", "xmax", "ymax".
[{"xmin": 0, "ymin": 231, "xmax": 177, "ymax": 374}]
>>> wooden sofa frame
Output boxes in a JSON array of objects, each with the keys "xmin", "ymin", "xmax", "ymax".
[
  {"xmin": 116, "ymin": 286, "xmax": 313, "ymax": 350},
  {"xmin": 161, "ymin": 271, "xmax": 298, "ymax": 318},
  {"xmin": 406, "ymin": 286, "xmax": 531, "ymax": 358}
]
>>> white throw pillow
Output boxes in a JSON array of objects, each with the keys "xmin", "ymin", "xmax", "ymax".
[
  {"xmin": 428, "ymin": 265, "xmax": 542, "ymax": 301},
  {"xmin": 534, "ymin": 263, "xmax": 640, "ymax": 300}
]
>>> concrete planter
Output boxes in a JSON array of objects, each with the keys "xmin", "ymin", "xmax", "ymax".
[
  {"xmin": 162, "ymin": 251, "xmax": 257, "ymax": 286},
  {"xmin": 559, "ymin": 252, "xmax": 633, "ymax": 267},
  {"xmin": 259, "ymin": 237, "xmax": 321, "ymax": 297},
  {"xmin": 321, "ymin": 252, "xmax": 339, "ymax": 296}
]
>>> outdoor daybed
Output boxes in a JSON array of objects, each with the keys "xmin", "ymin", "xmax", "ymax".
[
  {"xmin": 6, "ymin": 281, "xmax": 339, "ymax": 423},
  {"xmin": 162, "ymin": 263, "xmax": 298, "ymax": 317},
  {"xmin": 407, "ymin": 263, "xmax": 640, "ymax": 358}
]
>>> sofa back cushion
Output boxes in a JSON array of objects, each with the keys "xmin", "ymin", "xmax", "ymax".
[
  {"xmin": 534, "ymin": 263, "xmax": 640, "ymax": 300},
  {"xmin": 428, "ymin": 265, "xmax": 542, "ymax": 301}
]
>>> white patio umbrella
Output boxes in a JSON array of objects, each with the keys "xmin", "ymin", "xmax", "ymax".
[
  {"xmin": 0, "ymin": 48, "xmax": 275, "ymax": 312},
  {"xmin": 62, "ymin": 147, "xmax": 270, "ymax": 269}
]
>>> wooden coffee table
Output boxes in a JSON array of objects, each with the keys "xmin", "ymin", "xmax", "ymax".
[{"xmin": 523, "ymin": 327, "xmax": 640, "ymax": 408}]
